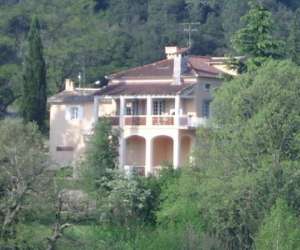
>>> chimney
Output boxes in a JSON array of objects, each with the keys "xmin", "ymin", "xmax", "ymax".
[
  {"xmin": 65, "ymin": 79, "xmax": 75, "ymax": 91},
  {"xmin": 165, "ymin": 46, "xmax": 185, "ymax": 85},
  {"xmin": 165, "ymin": 46, "xmax": 179, "ymax": 59},
  {"xmin": 173, "ymin": 53, "xmax": 182, "ymax": 85}
]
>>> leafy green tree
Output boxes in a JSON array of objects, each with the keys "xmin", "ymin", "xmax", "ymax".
[
  {"xmin": 255, "ymin": 198, "xmax": 300, "ymax": 250},
  {"xmin": 99, "ymin": 170, "xmax": 151, "ymax": 226},
  {"xmin": 158, "ymin": 60, "xmax": 300, "ymax": 249},
  {"xmin": 82, "ymin": 118, "xmax": 119, "ymax": 190},
  {"xmin": 232, "ymin": 2, "xmax": 281, "ymax": 68},
  {"xmin": 199, "ymin": 59, "xmax": 300, "ymax": 248},
  {"xmin": 21, "ymin": 16, "xmax": 46, "ymax": 130},
  {"xmin": 0, "ymin": 119, "xmax": 49, "ymax": 244},
  {"xmin": 0, "ymin": 80, "xmax": 14, "ymax": 117}
]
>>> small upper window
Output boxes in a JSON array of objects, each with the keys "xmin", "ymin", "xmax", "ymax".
[
  {"xmin": 70, "ymin": 107, "xmax": 79, "ymax": 120},
  {"xmin": 204, "ymin": 83, "xmax": 211, "ymax": 91},
  {"xmin": 66, "ymin": 106, "xmax": 82, "ymax": 121},
  {"xmin": 202, "ymin": 100, "xmax": 211, "ymax": 118}
]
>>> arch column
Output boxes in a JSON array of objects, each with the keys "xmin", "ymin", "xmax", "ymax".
[
  {"xmin": 145, "ymin": 136, "xmax": 153, "ymax": 176},
  {"xmin": 93, "ymin": 96, "xmax": 100, "ymax": 123},
  {"xmin": 173, "ymin": 131, "xmax": 180, "ymax": 169},
  {"xmin": 119, "ymin": 134, "xmax": 125, "ymax": 170}
]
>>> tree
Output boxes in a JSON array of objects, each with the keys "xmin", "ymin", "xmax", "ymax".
[
  {"xmin": 21, "ymin": 16, "xmax": 46, "ymax": 130},
  {"xmin": 99, "ymin": 170, "xmax": 151, "ymax": 226},
  {"xmin": 232, "ymin": 2, "xmax": 281, "ymax": 68},
  {"xmin": 82, "ymin": 118, "xmax": 119, "ymax": 190},
  {"xmin": 0, "ymin": 119, "xmax": 50, "ymax": 244},
  {"xmin": 0, "ymin": 80, "xmax": 15, "ymax": 117},
  {"xmin": 255, "ymin": 198, "xmax": 300, "ymax": 250},
  {"xmin": 199, "ymin": 60, "xmax": 300, "ymax": 248},
  {"xmin": 288, "ymin": 8, "xmax": 300, "ymax": 65},
  {"xmin": 158, "ymin": 60, "xmax": 300, "ymax": 249}
]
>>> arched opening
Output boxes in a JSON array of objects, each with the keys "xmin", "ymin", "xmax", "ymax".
[
  {"xmin": 125, "ymin": 135, "xmax": 145, "ymax": 175},
  {"xmin": 153, "ymin": 136, "xmax": 173, "ymax": 169},
  {"xmin": 180, "ymin": 135, "xmax": 192, "ymax": 166}
]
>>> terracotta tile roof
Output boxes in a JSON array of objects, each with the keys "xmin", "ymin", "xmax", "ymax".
[
  {"xmin": 109, "ymin": 56, "xmax": 223, "ymax": 79},
  {"xmin": 96, "ymin": 83, "xmax": 194, "ymax": 96},
  {"xmin": 47, "ymin": 89, "xmax": 99, "ymax": 104},
  {"xmin": 110, "ymin": 59, "xmax": 175, "ymax": 78},
  {"xmin": 188, "ymin": 56, "xmax": 221, "ymax": 76}
]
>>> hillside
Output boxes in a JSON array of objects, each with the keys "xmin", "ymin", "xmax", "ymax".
[{"xmin": 0, "ymin": 0, "xmax": 299, "ymax": 114}]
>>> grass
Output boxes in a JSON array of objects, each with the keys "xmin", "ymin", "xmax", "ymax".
[{"xmin": 10, "ymin": 222, "xmax": 202, "ymax": 250}]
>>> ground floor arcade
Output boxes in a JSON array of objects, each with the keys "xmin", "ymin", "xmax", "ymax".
[{"xmin": 119, "ymin": 129, "xmax": 195, "ymax": 176}]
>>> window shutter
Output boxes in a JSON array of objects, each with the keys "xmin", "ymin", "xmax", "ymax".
[
  {"xmin": 78, "ymin": 106, "xmax": 84, "ymax": 120},
  {"xmin": 65, "ymin": 107, "xmax": 71, "ymax": 120}
]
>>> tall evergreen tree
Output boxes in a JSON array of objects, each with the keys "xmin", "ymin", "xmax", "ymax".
[
  {"xmin": 21, "ymin": 16, "xmax": 46, "ymax": 130},
  {"xmin": 231, "ymin": 2, "xmax": 281, "ymax": 69},
  {"xmin": 288, "ymin": 8, "xmax": 300, "ymax": 65}
]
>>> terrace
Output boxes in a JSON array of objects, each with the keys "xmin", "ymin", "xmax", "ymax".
[{"xmin": 95, "ymin": 96, "xmax": 207, "ymax": 128}]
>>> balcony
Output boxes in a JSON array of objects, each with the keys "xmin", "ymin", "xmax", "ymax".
[
  {"xmin": 96, "ymin": 96, "xmax": 208, "ymax": 129},
  {"xmin": 101, "ymin": 115, "xmax": 207, "ymax": 128},
  {"xmin": 125, "ymin": 116, "xmax": 146, "ymax": 126},
  {"xmin": 152, "ymin": 116, "xmax": 174, "ymax": 126}
]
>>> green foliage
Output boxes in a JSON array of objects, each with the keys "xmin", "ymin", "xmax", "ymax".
[
  {"xmin": 0, "ymin": 0, "xmax": 299, "ymax": 117},
  {"xmin": 156, "ymin": 60, "xmax": 300, "ymax": 249},
  {"xmin": 157, "ymin": 168, "xmax": 200, "ymax": 226},
  {"xmin": 82, "ymin": 118, "xmax": 119, "ymax": 190},
  {"xmin": 212, "ymin": 60, "xmax": 300, "ymax": 161},
  {"xmin": 1, "ymin": 2, "xmax": 300, "ymax": 249},
  {"xmin": 98, "ymin": 170, "xmax": 151, "ymax": 226},
  {"xmin": 21, "ymin": 16, "xmax": 47, "ymax": 131},
  {"xmin": 0, "ymin": 119, "xmax": 50, "ymax": 242},
  {"xmin": 255, "ymin": 198, "xmax": 300, "ymax": 250},
  {"xmin": 136, "ymin": 167, "xmax": 180, "ymax": 225},
  {"xmin": 232, "ymin": 2, "xmax": 282, "ymax": 69},
  {"xmin": 288, "ymin": 8, "xmax": 300, "ymax": 65}
]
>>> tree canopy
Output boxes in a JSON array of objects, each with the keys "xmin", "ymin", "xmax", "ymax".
[
  {"xmin": 21, "ymin": 16, "xmax": 47, "ymax": 130},
  {"xmin": 159, "ymin": 59, "xmax": 300, "ymax": 249},
  {"xmin": 0, "ymin": 0, "xmax": 300, "ymax": 116}
]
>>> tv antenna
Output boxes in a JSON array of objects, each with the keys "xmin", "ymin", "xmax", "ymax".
[{"xmin": 181, "ymin": 22, "xmax": 201, "ymax": 48}]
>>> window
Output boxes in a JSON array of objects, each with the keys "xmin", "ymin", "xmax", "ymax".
[
  {"xmin": 70, "ymin": 107, "xmax": 79, "ymax": 120},
  {"xmin": 153, "ymin": 100, "xmax": 166, "ymax": 115},
  {"xmin": 204, "ymin": 83, "xmax": 211, "ymax": 91},
  {"xmin": 66, "ymin": 106, "xmax": 82, "ymax": 121},
  {"xmin": 126, "ymin": 100, "xmax": 139, "ymax": 115},
  {"xmin": 202, "ymin": 100, "xmax": 211, "ymax": 118},
  {"xmin": 56, "ymin": 146, "xmax": 74, "ymax": 152}
]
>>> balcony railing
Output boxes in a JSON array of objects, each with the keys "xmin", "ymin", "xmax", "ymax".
[
  {"xmin": 125, "ymin": 116, "xmax": 146, "ymax": 126},
  {"xmin": 152, "ymin": 116, "xmax": 174, "ymax": 126},
  {"xmin": 124, "ymin": 165, "xmax": 145, "ymax": 176},
  {"xmin": 100, "ymin": 115, "xmax": 207, "ymax": 128}
]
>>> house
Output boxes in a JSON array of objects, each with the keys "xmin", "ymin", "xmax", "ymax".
[{"xmin": 48, "ymin": 46, "xmax": 236, "ymax": 175}]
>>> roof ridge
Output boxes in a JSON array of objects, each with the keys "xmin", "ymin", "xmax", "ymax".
[
  {"xmin": 189, "ymin": 55, "xmax": 212, "ymax": 59},
  {"xmin": 110, "ymin": 58, "xmax": 171, "ymax": 78},
  {"xmin": 177, "ymin": 83, "xmax": 195, "ymax": 95}
]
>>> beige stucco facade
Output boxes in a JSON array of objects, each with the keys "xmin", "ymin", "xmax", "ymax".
[
  {"xmin": 49, "ymin": 102, "xmax": 94, "ymax": 166},
  {"xmin": 48, "ymin": 85, "xmax": 207, "ymax": 173},
  {"xmin": 48, "ymin": 46, "xmax": 235, "ymax": 174}
]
